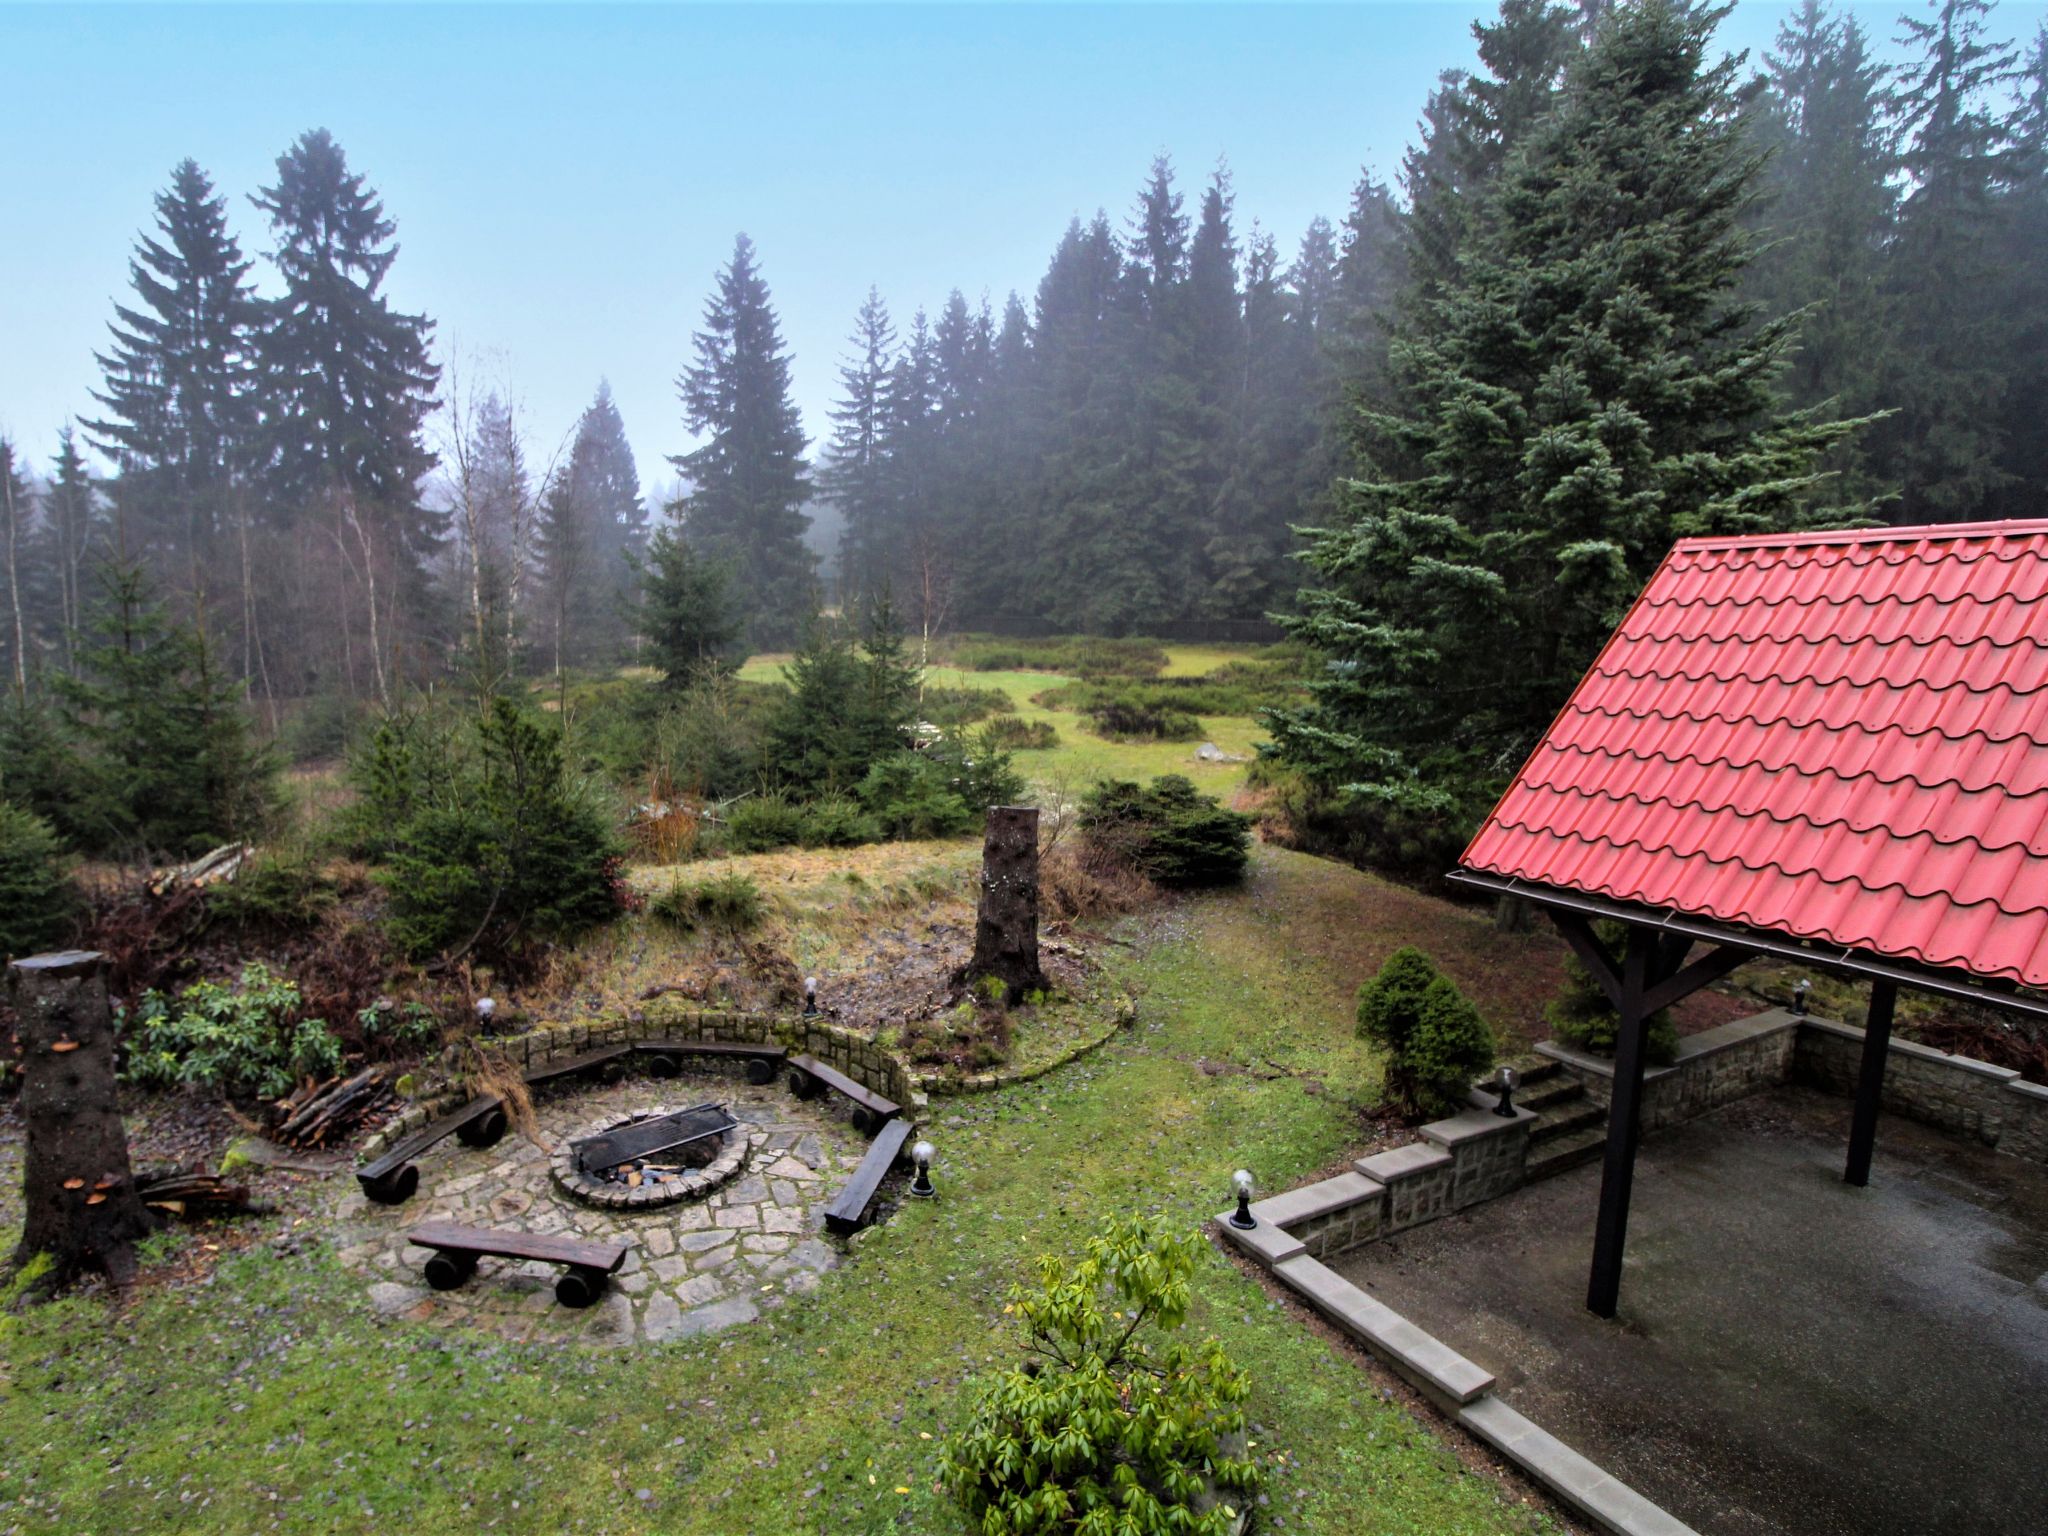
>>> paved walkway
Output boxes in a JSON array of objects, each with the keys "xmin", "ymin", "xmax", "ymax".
[
  {"xmin": 328, "ymin": 1071, "xmax": 869, "ymax": 1346},
  {"xmin": 1334, "ymin": 1087, "xmax": 2048, "ymax": 1536}
]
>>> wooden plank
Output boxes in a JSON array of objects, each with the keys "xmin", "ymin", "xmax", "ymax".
[
  {"xmin": 406, "ymin": 1220, "xmax": 627, "ymax": 1274},
  {"xmin": 357, "ymin": 1094, "xmax": 503, "ymax": 1184},
  {"xmin": 523, "ymin": 1042, "xmax": 632, "ymax": 1086},
  {"xmin": 824, "ymin": 1118, "xmax": 913, "ymax": 1237},
  {"xmin": 788, "ymin": 1052, "xmax": 899, "ymax": 1118}
]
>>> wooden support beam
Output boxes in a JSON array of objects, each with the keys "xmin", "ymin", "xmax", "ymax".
[
  {"xmin": 1640, "ymin": 944, "xmax": 1759, "ymax": 1018},
  {"xmin": 1587, "ymin": 926, "xmax": 1655, "ymax": 1319},
  {"xmin": 1549, "ymin": 911, "xmax": 1624, "ymax": 1012},
  {"xmin": 1844, "ymin": 979, "xmax": 1897, "ymax": 1188}
]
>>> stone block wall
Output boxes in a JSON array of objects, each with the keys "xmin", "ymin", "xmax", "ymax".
[
  {"xmin": 1542, "ymin": 1010, "xmax": 1801, "ymax": 1135},
  {"xmin": 1794, "ymin": 1019, "xmax": 2019, "ymax": 1148}
]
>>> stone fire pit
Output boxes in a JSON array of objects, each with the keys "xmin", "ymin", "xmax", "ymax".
[{"xmin": 551, "ymin": 1102, "xmax": 752, "ymax": 1209}]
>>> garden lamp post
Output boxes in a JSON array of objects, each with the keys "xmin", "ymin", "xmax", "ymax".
[
  {"xmin": 1229, "ymin": 1169, "xmax": 1256, "ymax": 1229},
  {"xmin": 1793, "ymin": 978, "xmax": 1811, "ymax": 1016},
  {"xmin": 1493, "ymin": 1064, "xmax": 1519, "ymax": 1118},
  {"xmin": 909, "ymin": 1140, "xmax": 936, "ymax": 1199},
  {"xmin": 803, "ymin": 977, "xmax": 820, "ymax": 1017}
]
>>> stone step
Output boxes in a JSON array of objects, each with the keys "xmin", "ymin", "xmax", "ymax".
[
  {"xmin": 1524, "ymin": 1124, "xmax": 1608, "ymax": 1182},
  {"xmin": 1518, "ymin": 1076, "xmax": 1585, "ymax": 1114},
  {"xmin": 1530, "ymin": 1100, "xmax": 1605, "ymax": 1144}
]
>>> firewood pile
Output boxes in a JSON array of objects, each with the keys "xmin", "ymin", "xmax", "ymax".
[
  {"xmin": 137, "ymin": 1166, "xmax": 269, "ymax": 1219},
  {"xmin": 269, "ymin": 1063, "xmax": 398, "ymax": 1148}
]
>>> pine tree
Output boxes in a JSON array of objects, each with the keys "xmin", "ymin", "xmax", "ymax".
[
  {"xmin": 42, "ymin": 429, "xmax": 105, "ymax": 674},
  {"xmin": 87, "ymin": 159, "xmax": 259, "ymax": 574},
  {"xmin": 1272, "ymin": 0, "xmax": 1864, "ymax": 853},
  {"xmin": 672, "ymin": 233, "xmax": 814, "ymax": 648},
  {"xmin": 1870, "ymin": 0, "xmax": 2021, "ymax": 520},
  {"xmin": 821, "ymin": 287, "xmax": 897, "ymax": 603},
  {"xmin": 535, "ymin": 381, "xmax": 645, "ymax": 671}
]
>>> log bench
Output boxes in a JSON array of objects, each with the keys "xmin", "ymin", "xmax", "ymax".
[
  {"xmin": 356, "ymin": 1095, "xmax": 509, "ymax": 1204},
  {"xmin": 631, "ymin": 1038, "xmax": 786, "ymax": 1086},
  {"xmin": 406, "ymin": 1220, "xmax": 627, "ymax": 1308},
  {"xmin": 823, "ymin": 1118, "xmax": 913, "ymax": 1236},
  {"xmin": 522, "ymin": 1041, "xmax": 633, "ymax": 1087},
  {"xmin": 786, "ymin": 1052, "xmax": 900, "ymax": 1135}
]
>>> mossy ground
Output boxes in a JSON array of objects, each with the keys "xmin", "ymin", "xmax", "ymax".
[{"xmin": 0, "ymin": 844, "xmax": 1568, "ymax": 1536}]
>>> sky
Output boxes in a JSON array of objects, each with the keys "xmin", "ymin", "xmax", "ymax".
[{"xmin": 4, "ymin": 1, "xmax": 2043, "ymax": 490}]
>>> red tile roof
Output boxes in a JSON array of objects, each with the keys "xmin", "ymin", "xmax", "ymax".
[{"xmin": 1461, "ymin": 520, "xmax": 2048, "ymax": 987}]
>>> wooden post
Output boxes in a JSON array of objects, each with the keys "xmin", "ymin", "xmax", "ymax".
[
  {"xmin": 1586, "ymin": 926, "xmax": 1655, "ymax": 1319},
  {"xmin": 969, "ymin": 805, "xmax": 1047, "ymax": 1002},
  {"xmin": 10, "ymin": 950, "xmax": 155, "ymax": 1289},
  {"xmin": 1844, "ymin": 979, "xmax": 1897, "ymax": 1188}
]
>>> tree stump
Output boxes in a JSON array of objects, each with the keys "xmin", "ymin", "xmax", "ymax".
[
  {"xmin": 10, "ymin": 950, "xmax": 155, "ymax": 1289},
  {"xmin": 970, "ymin": 806, "xmax": 1047, "ymax": 1002}
]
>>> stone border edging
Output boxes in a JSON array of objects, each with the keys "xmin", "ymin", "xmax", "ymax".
[
  {"xmin": 358, "ymin": 1004, "xmax": 926, "ymax": 1166},
  {"xmin": 913, "ymin": 997, "xmax": 1137, "ymax": 1096},
  {"xmin": 1216, "ymin": 1216, "xmax": 1701, "ymax": 1536}
]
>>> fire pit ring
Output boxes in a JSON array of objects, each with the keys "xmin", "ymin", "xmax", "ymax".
[{"xmin": 550, "ymin": 1102, "xmax": 754, "ymax": 1210}]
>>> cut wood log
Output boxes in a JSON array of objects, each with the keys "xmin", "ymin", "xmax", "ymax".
[{"xmin": 271, "ymin": 1063, "xmax": 395, "ymax": 1147}]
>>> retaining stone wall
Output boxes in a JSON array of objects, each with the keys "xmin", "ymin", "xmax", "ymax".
[
  {"xmin": 1794, "ymin": 1018, "xmax": 2019, "ymax": 1149},
  {"xmin": 1545, "ymin": 1010, "xmax": 1801, "ymax": 1135}
]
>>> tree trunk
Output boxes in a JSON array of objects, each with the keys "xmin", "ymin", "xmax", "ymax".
[
  {"xmin": 10, "ymin": 951, "xmax": 156, "ymax": 1290},
  {"xmin": 970, "ymin": 806, "xmax": 1047, "ymax": 1002}
]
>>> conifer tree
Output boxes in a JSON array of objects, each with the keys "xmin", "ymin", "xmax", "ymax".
[
  {"xmin": 43, "ymin": 429, "xmax": 105, "ymax": 673},
  {"xmin": 535, "ymin": 381, "xmax": 645, "ymax": 671},
  {"xmin": 1991, "ymin": 25, "xmax": 2048, "ymax": 516},
  {"xmin": 253, "ymin": 130, "xmax": 440, "ymax": 534},
  {"xmin": 821, "ymin": 287, "xmax": 897, "ymax": 602},
  {"xmin": 88, "ymin": 159, "xmax": 259, "ymax": 572},
  {"xmin": 1272, "ymin": 0, "xmax": 1864, "ymax": 851},
  {"xmin": 1870, "ymin": 0, "xmax": 2020, "ymax": 520},
  {"xmin": 672, "ymin": 233, "xmax": 813, "ymax": 647},
  {"xmin": 635, "ymin": 509, "xmax": 743, "ymax": 685}
]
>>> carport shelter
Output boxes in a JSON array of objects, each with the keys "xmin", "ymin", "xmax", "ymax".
[{"xmin": 1451, "ymin": 519, "xmax": 2048, "ymax": 1317}]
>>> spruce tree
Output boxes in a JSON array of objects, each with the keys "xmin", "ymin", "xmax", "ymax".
[
  {"xmin": 635, "ymin": 510, "xmax": 743, "ymax": 684},
  {"xmin": 535, "ymin": 381, "xmax": 645, "ymax": 671},
  {"xmin": 671, "ymin": 233, "xmax": 814, "ymax": 648},
  {"xmin": 1272, "ymin": 0, "xmax": 1864, "ymax": 854},
  {"xmin": 87, "ymin": 159, "xmax": 259, "ymax": 571},
  {"xmin": 253, "ymin": 130, "xmax": 440, "ymax": 549},
  {"xmin": 43, "ymin": 429, "xmax": 105, "ymax": 673},
  {"xmin": 1991, "ymin": 25, "xmax": 2048, "ymax": 517},
  {"xmin": 1870, "ymin": 0, "xmax": 2021, "ymax": 520},
  {"xmin": 1747, "ymin": 1, "xmax": 1895, "ymax": 499},
  {"xmin": 821, "ymin": 287, "xmax": 897, "ymax": 603}
]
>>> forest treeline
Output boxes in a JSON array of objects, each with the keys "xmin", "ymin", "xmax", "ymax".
[{"xmin": 0, "ymin": 0, "xmax": 2043, "ymax": 724}]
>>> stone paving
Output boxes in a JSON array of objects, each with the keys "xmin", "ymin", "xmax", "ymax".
[{"xmin": 327, "ymin": 1070, "xmax": 868, "ymax": 1347}]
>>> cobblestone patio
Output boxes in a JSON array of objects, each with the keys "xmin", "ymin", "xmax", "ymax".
[{"xmin": 327, "ymin": 1071, "xmax": 868, "ymax": 1346}]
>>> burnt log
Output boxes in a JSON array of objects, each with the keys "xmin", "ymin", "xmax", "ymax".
[
  {"xmin": 9, "ymin": 950, "xmax": 156, "ymax": 1289},
  {"xmin": 969, "ymin": 805, "xmax": 1047, "ymax": 1003}
]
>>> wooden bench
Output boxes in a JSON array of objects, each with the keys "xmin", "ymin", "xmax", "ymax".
[
  {"xmin": 523, "ymin": 1041, "xmax": 633, "ymax": 1087},
  {"xmin": 356, "ymin": 1095, "xmax": 509, "ymax": 1204},
  {"xmin": 786, "ymin": 1052, "xmax": 900, "ymax": 1135},
  {"xmin": 631, "ymin": 1038, "xmax": 786, "ymax": 1086},
  {"xmin": 823, "ymin": 1118, "xmax": 913, "ymax": 1236},
  {"xmin": 406, "ymin": 1221, "xmax": 628, "ymax": 1308}
]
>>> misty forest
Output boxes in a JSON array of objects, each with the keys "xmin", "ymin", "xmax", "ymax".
[{"xmin": 3, "ymin": 2, "xmax": 2048, "ymax": 1534}]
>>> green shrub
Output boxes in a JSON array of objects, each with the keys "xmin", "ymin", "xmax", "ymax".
[
  {"xmin": 857, "ymin": 754, "xmax": 976, "ymax": 840},
  {"xmin": 356, "ymin": 999, "xmax": 442, "ymax": 1053},
  {"xmin": 205, "ymin": 850, "xmax": 339, "ymax": 935},
  {"xmin": 725, "ymin": 792, "xmax": 809, "ymax": 852},
  {"xmin": 122, "ymin": 963, "xmax": 342, "ymax": 1100},
  {"xmin": 981, "ymin": 715, "xmax": 1059, "ymax": 750},
  {"xmin": 649, "ymin": 871, "xmax": 765, "ymax": 931},
  {"xmin": 1087, "ymin": 699, "xmax": 1204, "ymax": 742},
  {"xmin": 0, "ymin": 801, "xmax": 77, "ymax": 960},
  {"xmin": 946, "ymin": 634, "xmax": 1169, "ymax": 678},
  {"xmin": 798, "ymin": 796, "xmax": 881, "ymax": 848},
  {"xmin": 1355, "ymin": 946, "xmax": 1496, "ymax": 1119},
  {"xmin": 942, "ymin": 1215, "xmax": 1262, "ymax": 1535},
  {"xmin": 919, "ymin": 684, "xmax": 1014, "ymax": 727},
  {"xmin": 1545, "ymin": 919, "xmax": 1679, "ymax": 1065},
  {"xmin": 372, "ymin": 697, "xmax": 629, "ymax": 961},
  {"xmin": 1079, "ymin": 775, "xmax": 1252, "ymax": 888}
]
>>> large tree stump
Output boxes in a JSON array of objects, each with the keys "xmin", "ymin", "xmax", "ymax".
[
  {"xmin": 10, "ymin": 950, "xmax": 155, "ymax": 1289},
  {"xmin": 970, "ymin": 806, "xmax": 1047, "ymax": 1003}
]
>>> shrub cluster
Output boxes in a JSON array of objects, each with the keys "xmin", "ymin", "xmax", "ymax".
[
  {"xmin": 1079, "ymin": 775, "xmax": 1252, "ymax": 887},
  {"xmin": 122, "ymin": 962, "xmax": 342, "ymax": 1101},
  {"xmin": 1355, "ymin": 946, "xmax": 1496, "ymax": 1120},
  {"xmin": 945, "ymin": 634, "xmax": 1169, "ymax": 678},
  {"xmin": 1545, "ymin": 919, "xmax": 1679, "ymax": 1064},
  {"xmin": 649, "ymin": 870, "xmax": 765, "ymax": 932},
  {"xmin": 943, "ymin": 1216, "xmax": 1262, "ymax": 1535},
  {"xmin": 918, "ymin": 683, "xmax": 1014, "ymax": 727},
  {"xmin": 1086, "ymin": 699, "xmax": 1204, "ymax": 742},
  {"xmin": 980, "ymin": 715, "xmax": 1059, "ymax": 750}
]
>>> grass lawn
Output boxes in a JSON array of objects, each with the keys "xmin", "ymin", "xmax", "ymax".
[
  {"xmin": 738, "ymin": 647, "xmax": 1267, "ymax": 799},
  {"xmin": 0, "ymin": 844, "xmax": 1566, "ymax": 1536}
]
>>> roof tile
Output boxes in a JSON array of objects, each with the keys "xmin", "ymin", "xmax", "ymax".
[{"xmin": 1463, "ymin": 520, "xmax": 2048, "ymax": 986}]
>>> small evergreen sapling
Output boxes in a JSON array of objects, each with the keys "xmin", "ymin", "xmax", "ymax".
[
  {"xmin": 0, "ymin": 803, "xmax": 78, "ymax": 960},
  {"xmin": 1355, "ymin": 945, "xmax": 1495, "ymax": 1119},
  {"xmin": 942, "ymin": 1216, "xmax": 1263, "ymax": 1535},
  {"xmin": 1545, "ymin": 919, "xmax": 1679, "ymax": 1065}
]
